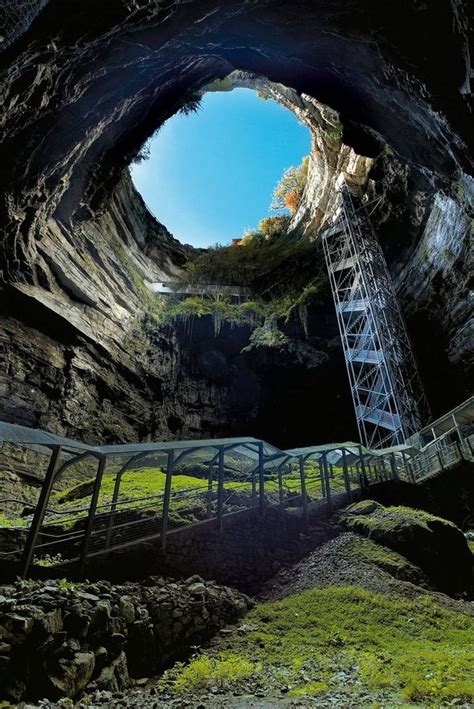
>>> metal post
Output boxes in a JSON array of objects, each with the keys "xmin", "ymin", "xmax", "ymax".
[
  {"xmin": 160, "ymin": 449, "xmax": 174, "ymax": 551},
  {"xmin": 21, "ymin": 445, "xmax": 62, "ymax": 578},
  {"xmin": 402, "ymin": 450, "xmax": 416, "ymax": 482},
  {"xmin": 278, "ymin": 465, "xmax": 284, "ymax": 504},
  {"xmin": 452, "ymin": 414, "xmax": 463, "ymax": 445},
  {"xmin": 359, "ymin": 445, "xmax": 368, "ymax": 489},
  {"xmin": 258, "ymin": 442, "xmax": 265, "ymax": 516},
  {"xmin": 390, "ymin": 452, "xmax": 399, "ymax": 480},
  {"xmin": 322, "ymin": 452, "xmax": 331, "ymax": 507},
  {"xmin": 299, "ymin": 456, "xmax": 309, "ymax": 526},
  {"xmin": 80, "ymin": 455, "xmax": 107, "ymax": 573},
  {"xmin": 217, "ymin": 446, "xmax": 225, "ymax": 530},
  {"xmin": 341, "ymin": 448, "xmax": 352, "ymax": 500},
  {"xmin": 207, "ymin": 461, "xmax": 213, "ymax": 519},
  {"xmin": 251, "ymin": 472, "xmax": 257, "ymax": 499},
  {"xmin": 105, "ymin": 470, "xmax": 123, "ymax": 550},
  {"xmin": 319, "ymin": 457, "xmax": 326, "ymax": 498}
]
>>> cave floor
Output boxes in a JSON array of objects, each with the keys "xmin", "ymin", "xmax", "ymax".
[{"xmin": 77, "ymin": 532, "xmax": 474, "ymax": 709}]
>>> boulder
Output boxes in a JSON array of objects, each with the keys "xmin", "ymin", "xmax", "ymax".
[
  {"xmin": 46, "ymin": 651, "xmax": 95, "ymax": 697},
  {"xmin": 341, "ymin": 501, "xmax": 473, "ymax": 592}
]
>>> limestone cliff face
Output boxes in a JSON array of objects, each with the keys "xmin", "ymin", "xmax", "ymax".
[
  {"xmin": 219, "ymin": 73, "xmax": 374, "ymax": 238},
  {"xmin": 0, "ymin": 172, "xmax": 194, "ymax": 441},
  {"xmin": 0, "ymin": 0, "xmax": 472, "ymax": 444}
]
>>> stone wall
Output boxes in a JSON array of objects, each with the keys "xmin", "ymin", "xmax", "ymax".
[
  {"xmin": 78, "ymin": 503, "xmax": 345, "ymax": 594},
  {"xmin": 0, "ymin": 575, "xmax": 251, "ymax": 702}
]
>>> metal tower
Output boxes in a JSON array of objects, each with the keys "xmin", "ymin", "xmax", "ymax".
[{"xmin": 322, "ymin": 179, "xmax": 430, "ymax": 448}]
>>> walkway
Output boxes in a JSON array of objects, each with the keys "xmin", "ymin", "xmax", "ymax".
[{"xmin": 0, "ymin": 396, "xmax": 472, "ymax": 578}]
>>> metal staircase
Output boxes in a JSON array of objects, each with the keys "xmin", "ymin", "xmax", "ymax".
[{"xmin": 322, "ymin": 180, "xmax": 430, "ymax": 448}]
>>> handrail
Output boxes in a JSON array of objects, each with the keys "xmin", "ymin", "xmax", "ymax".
[{"xmin": 1, "ymin": 417, "xmax": 472, "ymax": 575}]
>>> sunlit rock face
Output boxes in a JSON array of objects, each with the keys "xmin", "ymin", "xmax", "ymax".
[
  {"xmin": 220, "ymin": 72, "xmax": 374, "ymax": 238},
  {"xmin": 0, "ymin": 0, "xmax": 471, "ymax": 443}
]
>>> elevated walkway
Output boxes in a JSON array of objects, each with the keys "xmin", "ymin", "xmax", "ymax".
[
  {"xmin": 0, "ymin": 396, "xmax": 472, "ymax": 579},
  {"xmin": 148, "ymin": 281, "xmax": 250, "ymax": 299}
]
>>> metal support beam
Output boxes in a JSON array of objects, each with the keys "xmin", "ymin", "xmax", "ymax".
[
  {"xmin": 160, "ymin": 449, "xmax": 174, "ymax": 550},
  {"xmin": 258, "ymin": 442, "xmax": 265, "ymax": 516},
  {"xmin": 80, "ymin": 454, "xmax": 107, "ymax": 573},
  {"xmin": 321, "ymin": 452, "xmax": 331, "ymax": 506},
  {"xmin": 278, "ymin": 466, "xmax": 284, "ymax": 504},
  {"xmin": 358, "ymin": 445, "xmax": 368, "ymax": 489},
  {"xmin": 321, "ymin": 181, "xmax": 429, "ymax": 448},
  {"xmin": 217, "ymin": 446, "xmax": 225, "ymax": 530},
  {"xmin": 207, "ymin": 461, "xmax": 214, "ymax": 519},
  {"xmin": 390, "ymin": 452, "xmax": 399, "ymax": 480},
  {"xmin": 21, "ymin": 445, "xmax": 62, "ymax": 578},
  {"xmin": 318, "ymin": 457, "xmax": 326, "ymax": 498},
  {"xmin": 299, "ymin": 456, "xmax": 309, "ymax": 526},
  {"xmin": 341, "ymin": 448, "xmax": 352, "ymax": 500}
]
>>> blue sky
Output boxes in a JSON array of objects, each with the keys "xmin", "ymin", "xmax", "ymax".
[{"xmin": 130, "ymin": 88, "xmax": 311, "ymax": 248}]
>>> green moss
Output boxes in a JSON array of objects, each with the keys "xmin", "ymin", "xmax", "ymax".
[
  {"xmin": 322, "ymin": 120, "xmax": 344, "ymax": 141},
  {"xmin": 33, "ymin": 553, "xmax": 64, "ymax": 567},
  {"xmin": 343, "ymin": 535, "xmax": 424, "ymax": 584},
  {"xmin": 468, "ymin": 540, "xmax": 474, "ymax": 555},
  {"xmin": 0, "ymin": 513, "xmax": 27, "ymax": 528},
  {"xmin": 165, "ymin": 586, "xmax": 474, "ymax": 704},
  {"xmin": 344, "ymin": 502, "xmax": 459, "ymax": 537}
]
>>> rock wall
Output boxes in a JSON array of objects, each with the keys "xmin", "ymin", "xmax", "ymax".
[
  {"xmin": 71, "ymin": 504, "xmax": 346, "ymax": 595},
  {"xmin": 0, "ymin": 173, "xmax": 195, "ymax": 442},
  {"xmin": 0, "ymin": 575, "xmax": 251, "ymax": 702}
]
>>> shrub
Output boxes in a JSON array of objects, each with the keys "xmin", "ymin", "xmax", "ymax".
[{"xmin": 272, "ymin": 155, "xmax": 309, "ymax": 214}]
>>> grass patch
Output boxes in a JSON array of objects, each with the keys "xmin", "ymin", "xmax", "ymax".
[
  {"xmin": 174, "ymin": 654, "xmax": 258, "ymax": 692},
  {"xmin": 165, "ymin": 586, "xmax": 474, "ymax": 704},
  {"xmin": 0, "ymin": 513, "xmax": 27, "ymax": 528}
]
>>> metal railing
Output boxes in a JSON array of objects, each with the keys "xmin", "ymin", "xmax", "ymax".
[{"xmin": 0, "ymin": 415, "xmax": 472, "ymax": 578}]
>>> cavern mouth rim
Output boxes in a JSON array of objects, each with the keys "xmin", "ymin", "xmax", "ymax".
[{"xmin": 128, "ymin": 79, "xmax": 314, "ymax": 249}]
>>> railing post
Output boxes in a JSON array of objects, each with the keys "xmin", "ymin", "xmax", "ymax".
[
  {"xmin": 455, "ymin": 439, "xmax": 465, "ymax": 462},
  {"xmin": 80, "ymin": 454, "xmax": 107, "ymax": 574},
  {"xmin": 160, "ymin": 449, "xmax": 175, "ymax": 550},
  {"xmin": 207, "ymin": 461, "xmax": 213, "ymax": 519},
  {"xmin": 217, "ymin": 446, "xmax": 225, "ymax": 530},
  {"xmin": 402, "ymin": 450, "xmax": 416, "ymax": 482},
  {"xmin": 341, "ymin": 448, "xmax": 352, "ymax": 500},
  {"xmin": 358, "ymin": 445, "xmax": 368, "ymax": 489},
  {"xmin": 21, "ymin": 445, "xmax": 62, "ymax": 578},
  {"xmin": 258, "ymin": 442, "xmax": 265, "ymax": 516},
  {"xmin": 251, "ymin": 471, "xmax": 257, "ymax": 500},
  {"xmin": 319, "ymin": 456, "xmax": 326, "ymax": 498},
  {"xmin": 105, "ymin": 469, "xmax": 124, "ymax": 550},
  {"xmin": 278, "ymin": 465, "xmax": 284, "ymax": 504},
  {"xmin": 390, "ymin": 453, "xmax": 399, "ymax": 480},
  {"xmin": 322, "ymin": 452, "xmax": 331, "ymax": 507},
  {"xmin": 299, "ymin": 456, "xmax": 309, "ymax": 526}
]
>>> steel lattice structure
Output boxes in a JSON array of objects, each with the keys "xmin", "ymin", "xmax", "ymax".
[{"xmin": 322, "ymin": 181, "xmax": 430, "ymax": 448}]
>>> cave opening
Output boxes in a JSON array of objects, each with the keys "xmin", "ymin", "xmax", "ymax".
[{"xmin": 130, "ymin": 84, "xmax": 311, "ymax": 249}]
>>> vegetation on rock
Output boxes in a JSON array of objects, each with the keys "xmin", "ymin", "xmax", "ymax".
[
  {"xmin": 271, "ymin": 155, "xmax": 309, "ymax": 213},
  {"xmin": 341, "ymin": 501, "xmax": 473, "ymax": 593}
]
